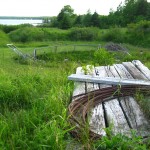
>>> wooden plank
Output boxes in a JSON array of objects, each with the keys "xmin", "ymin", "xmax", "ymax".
[
  {"xmin": 85, "ymin": 65, "xmax": 99, "ymax": 92},
  {"xmin": 104, "ymin": 99, "xmax": 131, "ymax": 136},
  {"xmin": 114, "ymin": 64, "xmax": 134, "ymax": 79},
  {"xmin": 104, "ymin": 66, "xmax": 115, "ymax": 77},
  {"xmin": 89, "ymin": 104, "xmax": 106, "ymax": 136},
  {"xmin": 72, "ymin": 67, "xmax": 86, "ymax": 97},
  {"xmin": 85, "ymin": 66, "xmax": 106, "ymax": 136},
  {"xmin": 68, "ymin": 74, "xmax": 150, "ymax": 86},
  {"xmin": 132, "ymin": 60, "xmax": 150, "ymax": 80},
  {"xmin": 123, "ymin": 62, "xmax": 147, "ymax": 80},
  {"xmin": 95, "ymin": 66, "xmax": 110, "ymax": 88},
  {"xmin": 114, "ymin": 62, "xmax": 150, "ymax": 137},
  {"xmin": 103, "ymin": 65, "xmax": 131, "ymax": 136},
  {"xmin": 109, "ymin": 66, "xmax": 120, "ymax": 78},
  {"xmin": 119, "ymin": 96, "xmax": 150, "ymax": 137}
]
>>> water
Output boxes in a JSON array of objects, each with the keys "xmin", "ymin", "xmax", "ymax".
[{"xmin": 0, "ymin": 19, "xmax": 43, "ymax": 26}]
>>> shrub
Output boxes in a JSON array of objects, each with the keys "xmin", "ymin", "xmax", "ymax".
[
  {"xmin": 94, "ymin": 48, "xmax": 115, "ymax": 66},
  {"xmin": 127, "ymin": 20, "xmax": 150, "ymax": 47},
  {"xmin": 101, "ymin": 27, "xmax": 125, "ymax": 43},
  {"xmin": 8, "ymin": 27, "xmax": 69, "ymax": 42},
  {"xmin": 0, "ymin": 30, "xmax": 10, "ymax": 46},
  {"xmin": 69, "ymin": 27, "xmax": 99, "ymax": 41}
]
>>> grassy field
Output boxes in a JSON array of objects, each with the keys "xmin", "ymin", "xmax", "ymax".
[{"xmin": 0, "ymin": 41, "xmax": 150, "ymax": 149}]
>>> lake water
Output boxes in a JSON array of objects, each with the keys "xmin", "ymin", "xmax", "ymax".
[{"xmin": 0, "ymin": 19, "xmax": 43, "ymax": 26}]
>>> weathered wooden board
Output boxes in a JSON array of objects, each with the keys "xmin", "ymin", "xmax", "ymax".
[
  {"xmin": 103, "ymin": 65, "xmax": 131, "ymax": 136},
  {"xmin": 68, "ymin": 74, "xmax": 150, "ymax": 86},
  {"xmin": 109, "ymin": 66, "xmax": 120, "ymax": 78},
  {"xmin": 123, "ymin": 62, "xmax": 147, "ymax": 80},
  {"xmin": 119, "ymin": 96, "xmax": 150, "ymax": 137},
  {"xmin": 104, "ymin": 99, "xmax": 131, "ymax": 136},
  {"xmin": 86, "ymin": 66, "xmax": 106, "ymax": 136},
  {"xmin": 132, "ymin": 60, "xmax": 150, "ymax": 80},
  {"xmin": 95, "ymin": 66, "xmax": 111, "ymax": 88},
  {"xmin": 89, "ymin": 104, "xmax": 106, "ymax": 135},
  {"xmin": 72, "ymin": 67, "xmax": 85, "ymax": 98},
  {"xmin": 115, "ymin": 62, "xmax": 150, "ymax": 137},
  {"xmin": 73, "ymin": 66, "xmax": 106, "ymax": 136},
  {"xmin": 114, "ymin": 64, "xmax": 134, "ymax": 79},
  {"xmin": 86, "ymin": 65, "xmax": 99, "ymax": 93},
  {"xmin": 104, "ymin": 66, "xmax": 115, "ymax": 77}
]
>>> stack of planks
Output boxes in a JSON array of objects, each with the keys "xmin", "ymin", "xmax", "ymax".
[{"xmin": 70, "ymin": 60, "xmax": 150, "ymax": 138}]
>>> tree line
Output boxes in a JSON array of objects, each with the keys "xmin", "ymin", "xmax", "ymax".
[{"xmin": 43, "ymin": 0, "xmax": 150, "ymax": 29}]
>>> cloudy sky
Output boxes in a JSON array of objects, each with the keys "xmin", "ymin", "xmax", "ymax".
[{"xmin": 0, "ymin": 0, "xmax": 149, "ymax": 17}]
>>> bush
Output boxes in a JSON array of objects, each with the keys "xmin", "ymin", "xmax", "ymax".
[
  {"xmin": 101, "ymin": 27, "xmax": 125, "ymax": 43},
  {"xmin": 8, "ymin": 27, "xmax": 69, "ymax": 42},
  {"xmin": 127, "ymin": 20, "xmax": 150, "ymax": 47},
  {"xmin": 0, "ymin": 30, "xmax": 10, "ymax": 46},
  {"xmin": 9, "ymin": 27, "xmax": 46, "ymax": 42},
  {"xmin": 69, "ymin": 27, "xmax": 99, "ymax": 41},
  {"xmin": 94, "ymin": 48, "xmax": 115, "ymax": 66}
]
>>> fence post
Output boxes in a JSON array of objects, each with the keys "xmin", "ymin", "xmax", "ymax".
[
  {"xmin": 55, "ymin": 46, "xmax": 57, "ymax": 53},
  {"xmin": 73, "ymin": 45, "xmax": 76, "ymax": 51},
  {"xmin": 33, "ymin": 49, "xmax": 37, "ymax": 59},
  {"xmin": 98, "ymin": 44, "xmax": 101, "ymax": 50}
]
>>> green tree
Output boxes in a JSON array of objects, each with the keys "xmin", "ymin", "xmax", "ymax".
[
  {"xmin": 91, "ymin": 12, "xmax": 100, "ymax": 27},
  {"xmin": 57, "ymin": 5, "xmax": 75, "ymax": 29},
  {"xmin": 74, "ymin": 15, "xmax": 83, "ymax": 27},
  {"xmin": 83, "ymin": 10, "xmax": 92, "ymax": 27}
]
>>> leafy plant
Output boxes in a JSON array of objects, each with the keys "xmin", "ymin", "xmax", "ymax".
[
  {"xmin": 94, "ymin": 48, "xmax": 115, "ymax": 66},
  {"xmin": 94, "ymin": 128, "xmax": 148, "ymax": 150},
  {"xmin": 81, "ymin": 65, "xmax": 94, "ymax": 75}
]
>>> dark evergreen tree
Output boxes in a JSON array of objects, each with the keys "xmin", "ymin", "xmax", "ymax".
[
  {"xmin": 91, "ymin": 12, "xmax": 100, "ymax": 27},
  {"xmin": 83, "ymin": 10, "xmax": 92, "ymax": 27},
  {"xmin": 57, "ymin": 5, "xmax": 75, "ymax": 29},
  {"xmin": 74, "ymin": 15, "xmax": 83, "ymax": 27}
]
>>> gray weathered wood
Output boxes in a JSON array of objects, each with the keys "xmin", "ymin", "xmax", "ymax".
[
  {"xmin": 73, "ymin": 66, "xmax": 106, "ymax": 136},
  {"xmin": 115, "ymin": 62, "xmax": 150, "ymax": 137},
  {"xmin": 89, "ymin": 104, "xmax": 106, "ymax": 136},
  {"xmin": 114, "ymin": 64, "xmax": 134, "ymax": 79},
  {"xmin": 95, "ymin": 66, "xmax": 111, "ymax": 88},
  {"xmin": 104, "ymin": 99, "xmax": 131, "ymax": 136},
  {"xmin": 68, "ymin": 74, "xmax": 150, "ymax": 86},
  {"xmin": 85, "ymin": 65, "xmax": 106, "ymax": 136},
  {"xmin": 123, "ymin": 62, "xmax": 147, "ymax": 80},
  {"xmin": 72, "ymin": 67, "xmax": 86, "ymax": 98},
  {"xmin": 85, "ymin": 65, "xmax": 99, "ymax": 92},
  {"xmin": 132, "ymin": 60, "xmax": 150, "ymax": 80},
  {"xmin": 102, "ymin": 65, "xmax": 131, "ymax": 136},
  {"xmin": 119, "ymin": 96, "xmax": 150, "ymax": 137}
]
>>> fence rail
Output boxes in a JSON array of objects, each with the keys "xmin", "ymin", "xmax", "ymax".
[{"xmin": 33, "ymin": 44, "xmax": 101, "ymax": 59}]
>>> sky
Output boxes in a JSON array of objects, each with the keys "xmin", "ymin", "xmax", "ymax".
[{"xmin": 0, "ymin": 0, "xmax": 149, "ymax": 17}]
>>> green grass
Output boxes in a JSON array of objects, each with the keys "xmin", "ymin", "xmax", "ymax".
[{"xmin": 0, "ymin": 41, "xmax": 150, "ymax": 149}]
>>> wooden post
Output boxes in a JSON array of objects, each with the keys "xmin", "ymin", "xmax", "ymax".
[
  {"xmin": 73, "ymin": 45, "xmax": 76, "ymax": 51},
  {"xmin": 55, "ymin": 46, "xmax": 57, "ymax": 53},
  {"xmin": 33, "ymin": 49, "xmax": 37, "ymax": 59},
  {"xmin": 98, "ymin": 44, "xmax": 101, "ymax": 50}
]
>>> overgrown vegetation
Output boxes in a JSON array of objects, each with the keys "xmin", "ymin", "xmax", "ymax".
[
  {"xmin": 0, "ymin": 42, "xmax": 150, "ymax": 149},
  {"xmin": 0, "ymin": 1, "xmax": 150, "ymax": 147}
]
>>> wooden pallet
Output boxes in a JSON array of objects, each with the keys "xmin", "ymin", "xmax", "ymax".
[{"xmin": 70, "ymin": 60, "xmax": 150, "ymax": 138}]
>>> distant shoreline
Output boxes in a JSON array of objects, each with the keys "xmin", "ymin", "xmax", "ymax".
[{"xmin": 0, "ymin": 16, "xmax": 49, "ymax": 20}]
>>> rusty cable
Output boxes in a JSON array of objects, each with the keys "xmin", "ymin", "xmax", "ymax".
[{"xmin": 68, "ymin": 85, "xmax": 150, "ymax": 140}]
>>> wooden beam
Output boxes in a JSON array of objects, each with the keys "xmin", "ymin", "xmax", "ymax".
[
  {"xmin": 68, "ymin": 74, "xmax": 150, "ymax": 86},
  {"xmin": 123, "ymin": 62, "xmax": 147, "ymax": 80},
  {"xmin": 72, "ymin": 67, "xmax": 86, "ymax": 98},
  {"xmin": 104, "ymin": 99, "xmax": 131, "ymax": 136},
  {"xmin": 119, "ymin": 96, "xmax": 150, "ymax": 137},
  {"xmin": 132, "ymin": 60, "xmax": 150, "ymax": 80}
]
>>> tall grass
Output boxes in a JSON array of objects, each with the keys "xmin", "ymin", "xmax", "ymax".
[{"xmin": 0, "ymin": 41, "xmax": 149, "ymax": 149}]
